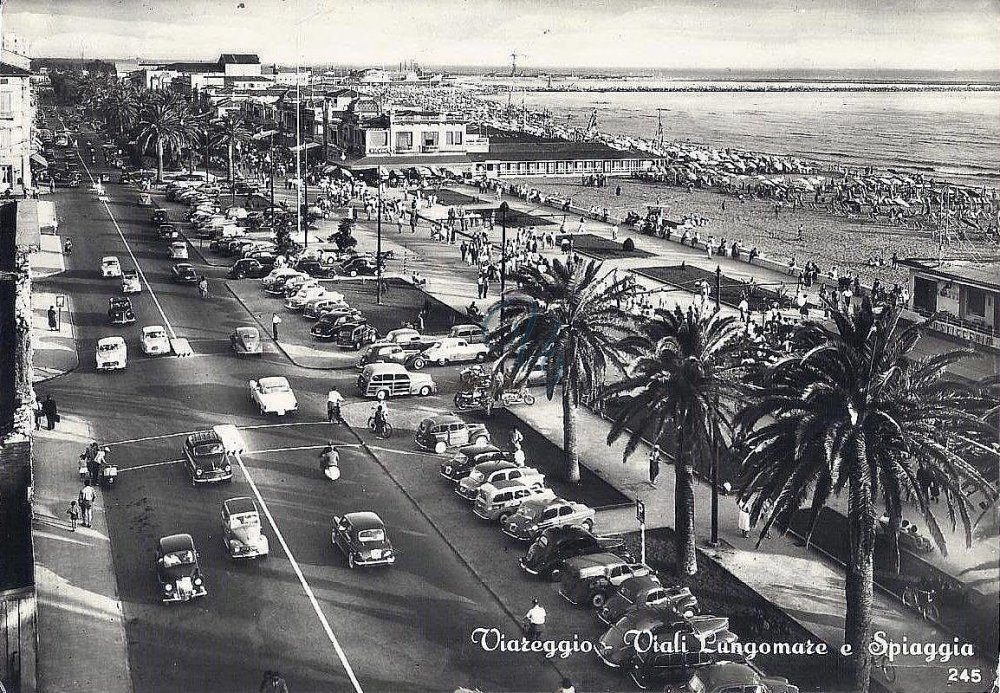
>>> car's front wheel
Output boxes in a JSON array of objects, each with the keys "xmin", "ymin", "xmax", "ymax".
[
  {"xmin": 347, "ymin": 553, "xmax": 356, "ymax": 569},
  {"xmin": 475, "ymin": 352, "xmax": 487, "ymax": 362},
  {"xmin": 411, "ymin": 358, "xmax": 425, "ymax": 370},
  {"xmin": 583, "ymin": 519, "xmax": 594, "ymax": 532},
  {"xmin": 591, "ymin": 592, "xmax": 607, "ymax": 609}
]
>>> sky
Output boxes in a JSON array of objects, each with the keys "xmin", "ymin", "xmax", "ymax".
[{"xmin": 4, "ymin": 0, "xmax": 999, "ymax": 71}]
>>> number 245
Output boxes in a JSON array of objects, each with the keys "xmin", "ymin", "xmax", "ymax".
[{"xmin": 947, "ymin": 669, "xmax": 981, "ymax": 684}]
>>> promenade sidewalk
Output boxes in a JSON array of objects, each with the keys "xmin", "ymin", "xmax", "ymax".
[
  {"xmin": 341, "ymin": 190, "xmax": 992, "ymax": 692},
  {"xmin": 30, "ymin": 231, "xmax": 133, "ymax": 693}
]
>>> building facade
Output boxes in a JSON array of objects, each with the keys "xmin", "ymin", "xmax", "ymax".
[
  {"xmin": 0, "ymin": 61, "xmax": 33, "ymax": 193},
  {"xmin": 902, "ymin": 257, "xmax": 1000, "ymax": 349}
]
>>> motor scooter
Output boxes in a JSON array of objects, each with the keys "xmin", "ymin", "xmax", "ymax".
[{"xmin": 99, "ymin": 463, "xmax": 118, "ymax": 489}]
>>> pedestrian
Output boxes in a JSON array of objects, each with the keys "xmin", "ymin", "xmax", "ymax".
[
  {"xmin": 738, "ymin": 297, "xmax": 749, "ymax": 323},
  {"xmin": 556, "ymin": 677, "xmax": 576, "ymax": 693},
  {"xmin": 42, "ymin": 394, "xmax": 58, "ymax": 430},
  {"xmin": 648, "ymin": 444, "xmax": 661, "ymax": 488},
  {"xmin": 326, "ymin": 389, "xmax": 344, "ymax": 423},
  {"xmin": 88, "ymin": 445, "xmax": 107, "ymax": 486},
  {"xmin": 259, "ymin": 670, "xmax": 289, "ymax": 693},
  {"xmin": 797, "ymin": 224, "xmax": 803, "ymax": 241},
  {"xmin": 78, "ymin": 480, "xmax": 96, "ymax": 528},
  {"xmin": 271, "ymin": 312, "xmax": 281, "ymax": 342},
  {"xmin": 476, "ymin": 275, "xmax": 485, "ymax": 300},
  {"xmin": 34, "ymin": 396, "xmax": 44, "ymax": 430},
  {"xmin": 47, "ymin": 305, "xmax": 58, "ymax": 331},
  {"xmin": 523, "ymin": 597, "xmax": 547, "ymax": 646},
  {"xmin": 611, "ymin": 224, "xmax": 618, "ymax": 241},
  {"xmin": 67, "ymin": 500, "xmax": 79, "ymax": 532},
  {"xmin": 738, "ymin": 501, "xmax": 751, "ymax": 538},
  {"xmin": 417, "ymin": 309, "xmax": 425, "ymax": 332}
]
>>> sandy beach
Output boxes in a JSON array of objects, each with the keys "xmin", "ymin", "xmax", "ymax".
[{"xmin": 507, "ymin": 176, "xmax": 999, "ymax": 286}]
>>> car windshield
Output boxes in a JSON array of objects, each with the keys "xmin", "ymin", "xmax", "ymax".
[
  {"xmin": 518, "ymin": 504, "xmax": 543, "ymax": 520},
  {"xmin": 260, "ymin": 382, "xmax": 288, "ymax": 394},
  {"xmin": 103, "ymin": 260, "xmax": 117, "ymax": 267},
  {"xmin": 147, "ymin": 331, "xmax": 166, "ymax": 339},
  {"xmin": 193, "ymin": 443, "xmax": 223, "ymax": 456},
  {"xmin": 357, "ymin": 528, "xmax": 385, "ymax": 542},
  {"xmin": 98, "ymin": 343, "xmax": 119, "ymax": 352},
  {"xmin": 229, "ymin": 513, "xmax": 259, "ymax": 528},
  {"xmin": 162, "ymin": 550, "xmax": 195, "ymax": 567},
  {"xmin": 468, "ymin": 470, "xmax": 484, "ymax": 482}
]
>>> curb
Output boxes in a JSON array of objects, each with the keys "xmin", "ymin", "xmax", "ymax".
[
  {"xmin": 340, "ymin": 420, "xmax": 570, "ymax": 680},
  {"xmin": 33, "ymin": 245, "xmax": 82, "ymax": 384}
]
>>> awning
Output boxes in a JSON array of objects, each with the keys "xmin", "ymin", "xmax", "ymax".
[{"xmin": 30, "ymin": 153, "xmax": 48, "ymax": 168}]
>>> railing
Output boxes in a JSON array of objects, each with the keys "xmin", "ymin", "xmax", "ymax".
[{"xmin": 420, "ymin": 145, "xmax": 439, "ymax": 153}]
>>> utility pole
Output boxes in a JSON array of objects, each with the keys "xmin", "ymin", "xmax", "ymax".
[
  {"xmin": 376, "ymin": 167, "xmax": 383, "ymax": 305},
  {"xmin": 499, "ymin": 201, "xmax": 508, "ymax": 325},
  {"xmin": 710, "ymin": 264, "xmax": 722, "ymax": 547}
]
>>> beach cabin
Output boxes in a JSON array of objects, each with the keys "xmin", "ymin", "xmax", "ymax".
[{"xmin": 901, "ymin": 258, "xmax": 1000, "ymax": 349}]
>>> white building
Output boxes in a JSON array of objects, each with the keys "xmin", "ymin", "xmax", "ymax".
[{"xmin": 0, "ymin": 60, "xmax": 34, "ymax": 192}]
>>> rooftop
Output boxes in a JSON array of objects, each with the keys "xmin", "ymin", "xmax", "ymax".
[
  {"xmin": 901, "ymin": 258, "xmax": 1000, "ymax": 292},
  {"xmin": 0, "ymin": 61, "xmax": 30, "ymax": 77},
  {"xmin": 219, "ymin": 53, "xmax": 260, "ymax": 65}
]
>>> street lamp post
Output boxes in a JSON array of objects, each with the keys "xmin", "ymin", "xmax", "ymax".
[
  {"xmin": 253, "ymin": 128, "xmax": 279, "ymax": 231},
  {"xmin": 376, "ymin": 168, "xmax": 383, "ymax": 305},
  {"xmin": 710, "ymin": 264, "xmax": 722, "ymax": 547}
]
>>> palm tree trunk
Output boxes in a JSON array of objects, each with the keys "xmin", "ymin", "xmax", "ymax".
[
  {"xmin": 562, "ymin": 383, "xmax": 580, "ymax": 483},
  {"xmin": 845, "ymin": 474, "xmax": 875, "ymax": 693},
  {"xmin": 156, "ymin": 139, "xmax": 164, "ymax": 183},
  {"xmin": 228, "ymin": 142, "xmax": 234, "ymax": 182},
  {"xmin": 674, "ymin": 423, "xmax": 698, "ymax": 575}
]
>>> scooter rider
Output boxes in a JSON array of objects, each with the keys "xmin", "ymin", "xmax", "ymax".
[
  {"xmin": 318, "ymin": 441, "xmax": 339, "ymax": 475},
  {"xmin": 326, "ymin": 389, "xmax": 344, "ymax": 423}
]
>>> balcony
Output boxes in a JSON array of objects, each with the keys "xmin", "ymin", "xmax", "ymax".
[{"xmin": 420, "ymin": 144, "xmax": 439, "ymax": 153}]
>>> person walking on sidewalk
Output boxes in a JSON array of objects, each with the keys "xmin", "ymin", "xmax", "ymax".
[
  {"xmin": 42, "ymin": 395, "xmax": 58, "ymax": 430},
  {"xmin": 66, "ymin": 500, "xmax": 79, "ymax": 532},
  {"xmin": 78, "ymin": 480, "xmax": 96, "ymax": 528},
  {"xmin": 648, "ymin": 444, "xmax": 661, "ymax": 488},
  {"xmin": 47, "ymin": 305, "xmax": 58, "ymax": 331},
  {"xmin": 34, "ymin": 396, "xmax": 44, "ymax": 430},
  {"xmin": 271, "ymin": 313, "xmax": 282, "ymax": 342},
  {"xmin": 738, "ymin": 501, "xmax": 751, "ymax": 538}
]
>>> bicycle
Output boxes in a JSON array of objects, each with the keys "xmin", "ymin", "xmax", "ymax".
[
  {"xmin": 902, "ymin": 586, "xmax": 940, "ymax": 621},
  {"xmin": 871, "ymin": 651, "xmax": 897, "ymax": 684},
  {"xmin": 368, "ymin": 416, "xmax": 393, "ymax": 439}
]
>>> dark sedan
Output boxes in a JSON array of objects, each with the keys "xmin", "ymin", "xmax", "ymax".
[
  {"xmin": 171, "ymin": 263, "xmax": 199, "ymax": 284},
  {"xmin": 107, "ymin": 297, "xmax": 136, "ymax": 326},
  {"xmin": 520, "ymin": 526, "xmax": 631, "ymax": 581},
  {"xmin": 156, "ymin": 533, "xmax": 208, "ymax": 603},
  {"xmin": 183, "ymin": 430, "xmax": 234, "ymax": 485},
  {"xmin": 331, "ymin": 512, "xmax": 395, "ymax": 568},
  {"xmin": 229, "ymin": 258, "xmax": 273, "ymax": 279},
  {"xmin": 339, "ymin": 256, "xmax": 382, "ymax": 277}
]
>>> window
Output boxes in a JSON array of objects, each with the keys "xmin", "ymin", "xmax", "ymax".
[
  {"xmin": 395, "ymin": 131, "xmax": 413, "ymax": 151},
  {"xmin": 369, "ymin": 130, "xmax": 388, "ymax": 148},
  {"xmin": 0, "ymin": 92, "xmax": 11, "ymax": 115},
  {"xmin": 446, "ymin": 130, "xmax": 463, "ymax": 145},
  {"xmin": 422, "ymin": 131, "xmax": 438, "ymax": 147},
  {"xmin": 966, "ymin": 287, "xmax": 986, "ymax": 317}
]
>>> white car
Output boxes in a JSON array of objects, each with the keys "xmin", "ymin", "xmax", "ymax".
[
  {"xmin": 303, "ymin": 296, "xmax": 348, "ymax": 320},
  {"xmin": 169, "ymin": 241, "xmax": 189, "ymax": 260},
  {"xmin": 285, "ymin": 285, "xmax": 333, "ymax": 311},
  {"xmin": 409, "ymin": 337, "xmax": 490, "ymax": 369},
  {"xmin": 141, "ymin": 325, "xmax": 171, "ymax": 355},
  {"xmin": 101, "ymin": 256, "xmax": 122, "ymax": 278},
  {"xmin": 121, "ymin": 269, "xmax": 141, "ymax": 294},
  {"xmin": 96, "ymin": 336, "xmax": 127, "ymax": 371},
  {"xmin": 385, "ymin": 328, "xmax": 424, "ymax": 346},
  {"xmin": 248, "ymin": 376, "xmax": 298, "ymax": 416}
]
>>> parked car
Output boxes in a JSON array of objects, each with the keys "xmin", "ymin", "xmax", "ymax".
[
  {"xmin": 415, "ymin": 413, "xmax": 491, "ymax": 453},
  {"xmin": 229, "ymin": 257, "xmax": 273, "ymax": 279},
  {"xmin": 448, "ymin": 323, "xmax": 486, "ymax": 344},
  {"xmin": 100, "ymin": 256, "xmax": 122, "ymax": 278},
  {"xmin": 473, "ymin": 481, "xmax": 555, "ymax": 523},
  {"xmin": 357, "ymin": 342, "xmax": 411, "ymax": 369},
  {"xmin": 286, "ymin": 286, "xmax": 337, "ymax": 311},
  {"xmin": 628, "ymin": 647, "xmax": 720, "ymax": 690},
  {"xmin": 230, "ymin": 326, "xmax": 263, "ymax": 356},
  {"xmin": 183, "ymin": 430, "xmax": 234, "ymax": 485},
  {"xmin": 335, "ymin": 322, "xmax": 380, "ymax": 350},
  {"xmin": 557, "ymin": 553, "xmax": 654, "ymax": 608},
  {"xmin": 310, "ymin": 313, "xmax": 363, "ymax": 341},
  {"xmin": 248, "ymin": 376, "xmax": 298, "ymax": 415},
  {"xmin": 108, "ymin": 297, "xmax": 136, "ymax": 325},
  {"xmin": 121, "ymin": 269, "xmax": 141, "ymax": 293},
  {"xmin": 356, "ymin": 363, "xmax": 436, "ymax": 399},
  {"xmin": 140, "ymin": 325, "xmax": 171, "ymax": 356},
  {"xmin": 504, "ymin": 497, "xmax": 596, "ymax": 542},
  {"xmin": 598, "ymin": 575, "xmax": 700, "ymax": 625},
  {"xmin": 439, "ymin": 444, "xmax": 518, "ymax": 483},
  {"xmin": 171, "ymin": 263, "xmax": 199, "ymax": 284},
  {"xmin": 598, "ymin": 606, "xmax": 735, "ymax": 670},
  {"xmin": 302, "ymin": 296, "xmax": 348, "ymax": 320},
  {"xmin": 661, "ymin": 662, "xmax": 799, "ymax": 693},
  {"xmin": 331, "ymin": 512, "xmax": 395, "ymax": 569},
  {"xmin": 281, "ymin": 275, "xmax": 319, "ymax": 298},
  {"xmin": 408, "ymin": 338, "xmax": 490, "ymax": 369},
  {"xmin": 519, "ymin": 526, "xmax": 631, "ymax": 581},
  {"xmin": 95, "ymin": 336, "xmax": 127, "ymax": 371},
  {"xmin": 295, "ymin": 258, "xmax": 337, "ymax": 278},
  {"xmin": 262, "ymin": 270, "xmax": 307, "ymax": 295},
  {"xmin": 156, "ymin": 533, "xmax": 208, "ymax": 603},
  {"xmin": 384, "ymin": 328, "xmax": 433, "ymax": 348},
  {"xmin": 457, "ymin": 461, "xmax": 545, "ymax": 501},
  {"xmin": 222, "ymin": 497, "xmax": 270, "ymax": 560},
  {"xmin": 339, "ymin": 255, "xmax": 382, "ymax": 277}
]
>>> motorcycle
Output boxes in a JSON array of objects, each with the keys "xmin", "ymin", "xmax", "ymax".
[
  {"xmin": 319, "ymin": 448, "xmax": 341, "ymax": 481},
  {"xmin": 99, "ymin": 463, "xmax": 118, "ymax": 489},
  {"xmin": 498, "ymin": 389, "xmax": 535, "ymax": 407}
]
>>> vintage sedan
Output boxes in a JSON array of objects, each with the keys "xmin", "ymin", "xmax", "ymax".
[
  {"xmin": 558, "ymin": 553, "xmax": 653, "ymax": 608},
  {"xmin": 121, "ymin": 269, "xmax": 141, "ymax": 293},
  {"xmin": 281, "ymin": 275, "xmax": 319, "ymax": 298},
  {"xmin": 100, "ymin": 255, "xmax": 122, "ymax": 278},
  {"xmin": 331, "ymin": 512, "xmax": 396, "ymax": 569},
  {"xmin": 311, "ymin": 312, "xmax": 363, "ymax": 341},
  {"xmin": 357, "ymin": 343, "xmax": 411, "ymax": 369},
  {"xmin": 504, "ymin": 497, "xmax": 596, "ymax": 542},
  {"xmin": 230, "ymin": 326, "xmax": 263, "ymax": 356},
  {"xmin": 439, "ymin": 444, "xmax": 516, "ymax": 482},
  {"xmin": 248, "ymin": 376, "xmax": 298, "ymax": 415},
  {"xmin": 629, "ymin": 648, "xmax": 721, "ymax": 691},
  {"xmin": 229, "ymin": 257, "xmax": 273, "ymax": 280},
  {"xmin": 169, "ymin": 240, "xmax": 189, "ymax": 260},
  {"xmin": 95, "ymin": 336, "xmax": 127, "ymax": 371},
  {"xmin": 286, "ymin": 286, "xmax": 339, "ymax": 312},
  {"xmin": 140, "ymin": 325, "xmax": 171, "ymax": 356},
  {"xmin": 338, "ymin": 255, "xmax": 381, "ymax": 277},
  {"xmin": 108, "ymin": 297, "xmax": 136, "ymax": 325},
  {"xmin": 261, "ymin": 268, "xmax": 305, "ymax": 294},
  {"xmin": 408, "ymin": 338, "xmax": 490, "ymax": 370},
  {"xmin": 302, "ymin": 296, "xmax": 348, "ymax": 320},
  {"xmin": 520, "ymin": 526, "xmax": 631, "ymax": 581},
  {"xmin": 156, "ymin": 533, "xmax": 208, "ymax": 603},
  {"xmin": 473, "ymin": 480, "xmax": 555, "ymax": 523},
  {"xmin": 221, "ymin": 497, "xmax": 269, "ymax": 560},
  {"xmin": 335, "ymin": 322, "xmax": 380, "ymax": 350},
  {"xmin": 598, "ymin": 575, "xmax": 700, "ymax": 625},
  {"xmin": 415, "ymin": 413, "xmax": 490, "ymax": 454},
  {"xmin": 183, "ymin": 430, "xmax": 234, "ymax": 485},
  {"xmin": 171, "ymin": 262, "xmax": 199, "ymax": 284},
  {"xmin": 597, "ymin": 606, "xmax": 735, "ymax": 669},
  {"xmin": 456, "ymin": 461, "xmax": 545, "ymax": 501},
  {"xmin": 157, "ymin": 223, "xmax": 179, "ymax": 241},
  {"xmin": 663, "ymin": 662, "xmax": 799, "ymax": 693}
]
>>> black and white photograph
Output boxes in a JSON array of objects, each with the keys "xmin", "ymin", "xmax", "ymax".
[{"xmin": 0, "ymin": 1, "xmax": 998, "ymax": 692}]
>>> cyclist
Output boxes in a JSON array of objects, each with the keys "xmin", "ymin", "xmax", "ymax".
[
  {"xmin": 326, "ymin": 389, "xmax": 344, "ymax": 424},
  {"xmin": 371, "ymin": 401, "xmax": 389, "ymax": 437},
  {"xmin": 198, "ymin": 276, "xmax": 209, "ymax": 299}
]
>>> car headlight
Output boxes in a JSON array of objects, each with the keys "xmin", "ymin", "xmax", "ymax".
[
  {"xmin": 224, "ymin": 464, "xmax": 232, "ymax": 472},
  {"xmin": 194, "ymin": 577, "xmax": 203, "ymax": 586},
  {"xmin": 163, "ymin": 583, "xmax": 173, "ymax": 592},
  {"xmin": 196, "ymin": 468, "xmax": 204, "ymax": 476},
  {"xmin": 443, "ymin": 466, "xmax": 452, "ymax": 474}
]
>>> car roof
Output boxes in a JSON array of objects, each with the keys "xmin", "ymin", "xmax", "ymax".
[
  {"xmin": 101, "ymin": 256, "xmax": 118, "ymax": 262},
  {"xmin": 621, "ymin": 575, "xmax": 662, "ymax": 594},
  {"xmin": 175, "ymin": 262, "xmax": 193, "ymax": 269},
  {"xmin": 123, "ymin": 269, "xmax": 138, "ymax": 276},
  {"xmin": 258, "ymin": 376, "xmax": 290, "ymax": 388},
  {"xmin": 159, "ymin": 533, "xmax": 194, "ymax": 553},
  {"xmin": 621, "ymin": 604, "xmax": 685, "ymax": 631},
  {"xmin": 343, "ymin": 511, "xmax": 384, "ymax": 530},
  {"xmin": 563, "ymin": 552, "xmax": 623, "ymax": 569},
  {"xmin": 693, "ymin": 662, "xmax": 759, "ymax": 687},
  {"xmin": 142, "ymin": 325, "xmax": 165, "ymax": 334},
  {"xmin": 97, "ymin": 336, "xmax": 125, "ymax": 346},
  {"xmin": 460, "ymin": 443, "xmax": 501, "ymax": 456},
  {"xmin": 223, "ymin": 497, "xmax": 258, "ymax": 515},
  {"xmin": 422, "ymin": 414, "xmax": 463, "ymax": 426},
  {"xmin": 235, "ymin": 326, "xmax": 259, "ymax": 336},
  {"xmin": 474, "ymin": 460, "xmax": 517, "ymax": 474},
  {"xmin": 186, "ymin": 430, "xmax": 223, "ymax": 446},
  {"xmin": 363, "ymin": 363, "xmax": 408, "ymax": 375}
]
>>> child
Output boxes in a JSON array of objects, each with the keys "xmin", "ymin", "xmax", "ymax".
[{"xmin": 67, "ymin": 500, "xmax": 79, "ymax": 531}]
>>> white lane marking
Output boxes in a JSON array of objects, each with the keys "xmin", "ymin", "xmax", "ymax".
[
  {"xmin": 105, "ymin": 421, "xmax": 336, "ymax": 447},
  {"xmin": 117, "ymin": 445, "xmax": 362, "ymax": 473},
  {"xmin": 368, "ymin": 444, "xmax": 444, "ymax": 458},
  {"xmin": 74, "ymin": 143, "xmax": 179, "ymax": 339},
  {"xmin": 233, "ymin": 452, "xmax": 365, "ymax": 693},
  {"xmin": 117, "ymin": 459, "xmax": 183, "ymax": 473}
]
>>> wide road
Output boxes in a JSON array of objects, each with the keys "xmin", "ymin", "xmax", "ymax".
[{"xmin": 40, "ymin": 124, "xmax": 558, "ymax": 692}]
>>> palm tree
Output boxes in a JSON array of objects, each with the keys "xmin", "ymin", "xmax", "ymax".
[
  {"xmin": 736, "ymin": 299, "xmax": 997, "ymax": 693},
  {"xmin": 487, "ymin": 259, "xmax": 645, "ymax": 482},
  {"xmin": 211, "ymin": 113, "xmax": 252, "ymax": 182},
  {"xmin": 605, "ymin": 304, "xmax": 751, "ymax": 575},
  {"xmin": 135, "ymin": 92, "xmax": 197, "ymax": 182}
]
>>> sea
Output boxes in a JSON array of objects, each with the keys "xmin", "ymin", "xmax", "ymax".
[{"xmin": 478, "ymin": 81, "xmax": 1000, "ymax": 189}]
